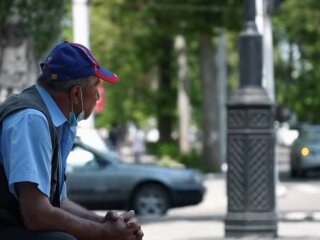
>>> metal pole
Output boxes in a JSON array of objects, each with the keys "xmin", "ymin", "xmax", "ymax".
[
  {"xmin": 255, "ymin": 0, "xmax": 275, "ymax": 102},
  {"xmin": 224, "ymin": 0, "xmax": 277, "ymax": 237},
  {"xmin": 72, "ymin": 0, "xmax": 95, "ymax": 128},
  {"xmin": 72, "ymin": 0, "xmax": 90, "ymax": 48}
]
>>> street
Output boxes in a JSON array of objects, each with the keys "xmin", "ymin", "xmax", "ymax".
[
  {"xmin": 139, "ymin": 144, "xmax": 320, "ymax": 239},
  {"xmin": 277, "ymin": 145, "xmax": 320, "ymax": 215}
]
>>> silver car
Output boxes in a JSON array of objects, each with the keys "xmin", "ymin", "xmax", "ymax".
[
  {"xmin": 290, "ymin": 124, "xmax": 320, "ymax": 177},
  {"xmin": 66, "ymin": 137, "xmax": 205, "ymax": 216}
]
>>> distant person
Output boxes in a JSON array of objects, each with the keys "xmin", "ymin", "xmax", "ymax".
[
  {"xmin": 108, "ymin": 122, "xmax": 119, "ymax": 151},
  {"xmin": 0, "ymin": 41, "xmax": 143, "ymax": 240},
  {"xmin": 133, "ymin": 126, "xmax": 146, "ymax": 163}
]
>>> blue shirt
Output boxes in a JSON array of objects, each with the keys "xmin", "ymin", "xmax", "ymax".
[{"xmin": 0, "ymin": 85, "xmax": 77, "ymax": 200}]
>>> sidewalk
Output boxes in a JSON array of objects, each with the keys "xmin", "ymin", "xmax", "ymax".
[
  {"xmin": 139, "ymin": 174, "xmax": 320, "ymax": 240},
  {"xmin": 142, "ymin": 219, "xmax": 320, "ymax": 240}
]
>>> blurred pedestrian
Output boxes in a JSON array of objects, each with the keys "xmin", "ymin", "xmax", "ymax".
[
  {"xmin": 133, "ymin": 125, "xmax": 146, "ymax": 163},
  {"xmin": 108, "ymin": 122, "xmax": 119, "ymax": 151},
  {"xmin": 0, "ymin": 41, "xmax": 143, "ymax": 240}
]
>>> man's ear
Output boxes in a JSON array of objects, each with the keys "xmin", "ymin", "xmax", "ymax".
[{"xmin": 69, "ymin": 85, "xmax": 81, "ymax": 104}]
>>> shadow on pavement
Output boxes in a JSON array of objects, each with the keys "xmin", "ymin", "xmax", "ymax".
[
  {"xmin": 140, "ymin": 214, "xmax": 225, "ymax": 225},
  {"xmin": 279, "ymin": 169, "xmax": 320, "ymax": 183}
]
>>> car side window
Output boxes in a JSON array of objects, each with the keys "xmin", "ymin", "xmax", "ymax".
[{"xmin": 67, "ymin": 146, "xmax": 95, "ymax": 167}]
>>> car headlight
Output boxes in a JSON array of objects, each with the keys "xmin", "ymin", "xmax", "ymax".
[
  {"xmin": 191, "ymin": 172, "xmax": 204, "ymax": 184},
  {"xmin": 171, "ymin": 171, "xmax": 204, "ymax": 185},
  {"xmin": 301, "ymin": 147, "xmax": 310, "ymax": 157}
]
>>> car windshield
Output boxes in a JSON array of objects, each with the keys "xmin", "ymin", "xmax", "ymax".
[
  {"xmin": 76, "ymin": 128, "xmax": 109, "ymax": 153},
  {"xmin": 67, "ymin": 128, "xmax": 120, "ymax": 166},
  {"xmin": 299, "ymin": 125, "xmax": 320, "ymax": 140}
]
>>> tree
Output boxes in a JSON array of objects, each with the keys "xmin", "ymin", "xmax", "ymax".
[
  {"xmin": 272, "ymin": 0, "xmax": 320, "ymax": 123},
  {"xmin": 0, "ymin": 0, "xmax": 66, "ymax": 99},
  {"xmin": 90, "ymin": 0, "xmax": 243, "ymax": 170},
  {"xmin": 175, "ymin": 35, "xmax": 191, "ymax": 154}
]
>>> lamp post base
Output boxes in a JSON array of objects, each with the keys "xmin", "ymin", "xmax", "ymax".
[{"xmin": 225, "ymin": 212, "xmax": 277, "ymax": 238}]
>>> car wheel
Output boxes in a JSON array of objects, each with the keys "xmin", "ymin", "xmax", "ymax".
[{"xmin": 132, "ymin": 183, "xmax": 169, "ymax": 217}]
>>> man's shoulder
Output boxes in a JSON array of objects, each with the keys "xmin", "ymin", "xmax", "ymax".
[
  {"xmin": 4, "ymin": 108, "xmax": 47, "ymax": 126},
  {"xmin": 10, "ymin": 108, "xmax": 46, "ymax": 117}
]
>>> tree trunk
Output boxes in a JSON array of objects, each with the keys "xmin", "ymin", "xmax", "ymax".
[
  {"xmin": 199, "ymin": 34, "xmax": 220, "ymax": 170},
  {"xmin": 0, "ymin": 22, "xmax": 37, "ymax": 102},
  {"xmin": 215, "ymin": 30, "xmax": 227, "ymax": 169},
  {"xmin": 157, "ymin": 37, "xmax": 175, "ymax": 143},
  {"xmin": 175, "ymin": 35, "xmax": 191, "ymax": 154}
]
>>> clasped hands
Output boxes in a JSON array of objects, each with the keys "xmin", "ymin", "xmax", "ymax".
[{"xmin": 104, "ymin": 210, "xmax": 144, "ymax": 240}]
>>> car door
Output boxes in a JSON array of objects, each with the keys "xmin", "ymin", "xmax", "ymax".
[{"xmin": 66, "ymin": 146, "xmax": 122, "ymax": 205}]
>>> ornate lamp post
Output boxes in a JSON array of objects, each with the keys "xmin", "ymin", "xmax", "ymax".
[{"xmin": 224, "ymin": 0, "xmax": 277, "ymax": 237}]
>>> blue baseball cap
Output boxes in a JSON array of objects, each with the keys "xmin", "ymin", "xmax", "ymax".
[{"xmin": 40, "ymin": 41, "xmax": 119, "ymax": 83}]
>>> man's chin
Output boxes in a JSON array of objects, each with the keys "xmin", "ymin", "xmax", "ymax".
[{"xmin": 84, "ymin": 113, "xmax": 92, "ymax": 120}]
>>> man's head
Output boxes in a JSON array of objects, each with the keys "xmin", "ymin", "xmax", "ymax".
[{"xmin": 38, "ymin": 41, "xmax": 118, "ymax": 122}]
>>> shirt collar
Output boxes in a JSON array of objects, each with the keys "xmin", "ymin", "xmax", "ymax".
[{"xmin": 36, "ymin": 85, "xmax": 68, "ymax": 127}]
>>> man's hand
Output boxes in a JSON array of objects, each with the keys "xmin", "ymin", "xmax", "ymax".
[{"xmin": 105, "ymin": 210, "xmax": 144, "ymax": 240}]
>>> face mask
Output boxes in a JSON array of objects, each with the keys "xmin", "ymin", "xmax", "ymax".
[{"xmin": 69, "ymin": 87, "xmax": 85, "ymax": 127}]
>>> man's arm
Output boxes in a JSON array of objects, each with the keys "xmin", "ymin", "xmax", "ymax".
[
  {"xmin": 17, "ymin": 182, "xmax": 138, "ymax": 240},
  {"xmin": 61, "ymin": 198, "xmax": 144, "ymax": 239},
  {"xmin": 61, "ymin": 197, "xmax": 104, "ymax": 223}
]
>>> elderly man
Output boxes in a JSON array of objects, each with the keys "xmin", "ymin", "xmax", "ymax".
[{"xmin": 0, "ymin": 41, "xmax": 143, "ymax": 240}]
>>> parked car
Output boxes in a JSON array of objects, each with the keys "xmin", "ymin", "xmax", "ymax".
[
  {"xmin": 66, "ymin": 134, "xmax": 205, "ymax": 216},
  {"xmin": 290, "ymin": 124, "xmax": 320, "ymax": 177}
]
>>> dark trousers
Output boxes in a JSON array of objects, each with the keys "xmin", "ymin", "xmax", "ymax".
[{"xmin": 0, "ymin": 226, "xmax": 77, "ymax": 240}]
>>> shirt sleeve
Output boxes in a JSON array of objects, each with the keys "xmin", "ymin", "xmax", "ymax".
[{"xmin": 2, "ymin": 109, "xmax": 52, "ymax": 199}]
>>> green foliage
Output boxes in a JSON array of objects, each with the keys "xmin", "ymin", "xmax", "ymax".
[
  {"xmin": 0, "ymin": 1, "xmax": 14, "ymax": 27},
  {"xmin": 147, "ymin": 141, "xmax": 179, "ymax": 157},
  {"xmin": 91, "ymin": 0, "xmax": 159, "ymax": 127},
  {"xmin": 0, "ymin": 0, "xmax": 66, "ymax": 57},
  {"xmin": 89, "ymin": 0, "xmax": 245, "ymax": 172},
  {"xmin": 272, "ymin": 0, "xmax": 320, "ymax": 123},
  {"xmin": 178, "ymin": 150, "xmax": 203, "ymax": 170},
  {"xmin": 158, "ymin": 156, "xmax": 185, "ymax": 168},
  {"xmin": 91, "ymin": 0, "xmax": 243, "ymax": 130},
  {"xmin": 146, "ymin": 141, "xmax": 219, "ymax": 172}
]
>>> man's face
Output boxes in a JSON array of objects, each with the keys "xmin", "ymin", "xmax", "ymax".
[{"xmin": 81, "ymin": 76, "xmax": 102, "ymax": 119}]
